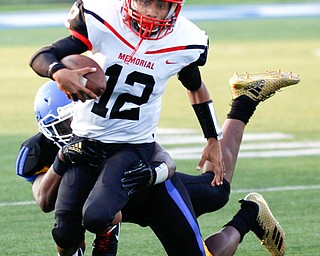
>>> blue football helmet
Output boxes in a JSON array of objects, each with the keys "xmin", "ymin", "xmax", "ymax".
[{"xmin": 34, "ymin": 81, "xmax": 74, "ymax": 147}]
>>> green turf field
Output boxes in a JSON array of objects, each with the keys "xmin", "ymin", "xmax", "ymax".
[{"xmin": 0, "ymin": 5, "xmax": 320, "ymax": 256}]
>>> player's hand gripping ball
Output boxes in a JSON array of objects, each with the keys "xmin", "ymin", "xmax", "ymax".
[{"xmin": 61, "ymin": 54, "xmax": 106, "ymax": 97}]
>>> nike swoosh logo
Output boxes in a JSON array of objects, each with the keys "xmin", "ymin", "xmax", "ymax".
[{"xmin": 165, "ymin": 60, "xmax": 177, "ymax": 64}]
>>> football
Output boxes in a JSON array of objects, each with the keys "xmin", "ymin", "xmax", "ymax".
[{"xmin": 61, "ymin": 54, "xmax": 107, "ymax": 97}]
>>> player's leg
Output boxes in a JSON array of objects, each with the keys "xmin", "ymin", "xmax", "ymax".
[
  {"xmin": 204, "ymin": 196, "xmax": 258, "ymax": 256},
  {"xmin": 147, "ymin": 174, "xmax": 207, "ymax": 256},
  {"xmin": 53, "ymin": 163, "xmax": 97, "ymax": 256},
  {"xmin": 200, "ymin": 97, "xmax": 258, "ymax": 187},
  {"xmin": 205, "ymin": 192, "xmax": 285, "ymax": 256},
  {"xmin": 173, "ymin": 70, "xmax": 300, "ymax": 221},
  {"xmin": 176, "ymin": 172, "xmax": 230, "ymax": 217},
  {"xmin": 82, "ymin": 143, "xmax": 154, "ymax": 234},
  {"xmin": 177, "ymin": 97, "xmax": 256, "ymax": 217},
  {"xmin": 202, "ymin": 94, "xmax": 259, "ymax": 184},
  {"xmin": 242, "ymin": 193, "xmax": 286, "ymax": 255},
  {"xmin": 92, "ymin": 224, "xmax": 121, "ymax": 256},
  {"xmin": 205, "ymin": 70, "xmax": 300, "ymax": 184},
  {"xmin": 56, "ymin": 241, "xmax": 85, "ymax": 256},
  {"xmin": 219, "ymin": 109, "xmax": 252, "ymax": 183},
  {"xmin": 204, "ymin": 226, "xmax": 241, "ymax": 256}
]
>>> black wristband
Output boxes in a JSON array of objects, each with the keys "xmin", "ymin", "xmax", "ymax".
[
  {"xmin": 192, "ymin": 100, "xmax": 223, "ymax": 140},
  {"xmin": 48, "ymin": 62, "xmax": 66, "ymax": 79},
  {"xmin": 52, "ymin": 154, "xmax": 68, "ymax": 176}
]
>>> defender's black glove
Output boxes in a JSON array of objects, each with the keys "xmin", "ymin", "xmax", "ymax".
[
  {"xmin": 121, "ymin": 160, "xmax": 169, "ymax": 197},
  {"xmin": 121, "ymin": 161, "xmax": 156, "ymax": 196},
  {"xmin": 62, "ymin": 137, "xmax": 106, "ymax": 167}
]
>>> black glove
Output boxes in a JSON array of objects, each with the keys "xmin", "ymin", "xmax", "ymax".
[
  {"xmin": 62, "ymin": 137, "xmax": 106, "ymax": 167},
  {"xmin": 121, "ymin": 161, "xmax": 156, "ymax": 197}
]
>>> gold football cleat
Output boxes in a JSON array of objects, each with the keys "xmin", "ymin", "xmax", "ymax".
[
  {"xmin": 229, "ymin": 70, "xmax": 300, "ymax": 101},
  {"xmin": 242, "ymin": 193, "xmax": 286, "ymax": 256}
]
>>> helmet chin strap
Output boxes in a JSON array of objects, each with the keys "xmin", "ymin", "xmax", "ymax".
[{"xmin": 124, "ymin": 32, "xmax": 146, "ymax": 64}]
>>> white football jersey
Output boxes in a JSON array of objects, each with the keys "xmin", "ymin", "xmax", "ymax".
[{"xmin": 69, "ymin": 0, "xmax": 208, "ymax": 143}]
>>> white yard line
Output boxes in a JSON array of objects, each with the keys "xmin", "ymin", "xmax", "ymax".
[
  {"xmin": 0, "ymin": 201, "xmax": 36, "ymax": 207},
  {"xmin": 1, "ymin": 184, "xmax": 320, "ymax": 207},
  {"xmin": 157, "ymin": 131, "xmax": 293, "ymax": 145},
  {"xmin": 232, "ymin": 185, "xmax": 320, "ymax": 193},
  {"xmin": 157, "ymin": 130, "xmax": 320, "ymax": 159},
  {"xmin": 167, "ymin": 146, "xmax": 320, "ymax": 159}
]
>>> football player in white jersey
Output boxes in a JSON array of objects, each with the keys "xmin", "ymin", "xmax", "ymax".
[
  {"xmin": 30, "ymin": 0, "xmax": 225, "ymax": 255},
  {"xmin": 29, "ymin": 0, "xmax": 293, "ymax": 255}
]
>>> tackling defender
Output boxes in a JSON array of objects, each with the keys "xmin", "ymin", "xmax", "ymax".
[{"xmin": 16, "ymin": 81, "xmax": 121, "ymax": 256}]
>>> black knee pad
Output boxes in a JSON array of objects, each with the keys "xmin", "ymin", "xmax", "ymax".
[
  {"xmin": 83, "ymin": 208, "xmax": 113, "ymax": 233},
  {"xmin": 52, "ymin": 212, "xmax": 85, "ymax": 249}
]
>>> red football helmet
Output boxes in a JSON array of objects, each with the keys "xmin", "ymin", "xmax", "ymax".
[{"xmin": 122, "ymin": 0, "xmax": 184, "ymax": 40}]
